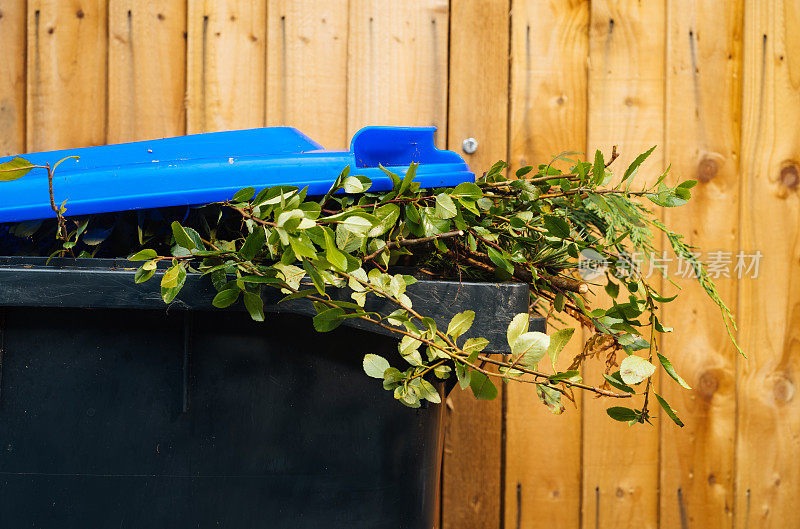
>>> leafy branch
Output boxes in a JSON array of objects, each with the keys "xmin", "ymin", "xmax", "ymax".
[{"xmin": 0, "ymin": 146, "xmax": 741, "ymax": 424}]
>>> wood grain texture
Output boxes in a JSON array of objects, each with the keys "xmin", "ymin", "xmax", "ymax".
[
  {"xmin": 346, "ymin": 0, "xmax": 448, "ymax": 147},
  {"xmin": 508, "ymin": 0, "xmax": 588, "ymax": 171},
  {"xmin": 0, "ymin": 0, "xmax": 26, "ymax": 155},
  {"xmin": 660, "ymin": 2, "xmax": 742, "ymax": 529},
  {"xmin": 443, "ymin": 3, "xmax": 508, "ymax": 528},
  {"xmin": 26, "ymin": 0, "xmax": 107, "ymax": 151},
  {"xmin": 504, "ymin": 2, "xmax": 588, "ymax": 529},
  {"xmin": 582, "ymin": 2, "xmax": 665, "ymax": 529},
  {"xmin": 108, "ymin": 0, "xmax": 187, "ymax": 142},
  {"xmin": 446, "ymin": 0, "xmax": 509, "ymax": 175},
  {"xmin": 186, "ymin": 0, "xmax": 266, "ymax": 133},
  {"xmin": 266, "ymin": 0, "xmax": 348, "ymax": 149},
  {"xmin": 736, "ymin": 1, "xmax": 800, "ymax": 528}
]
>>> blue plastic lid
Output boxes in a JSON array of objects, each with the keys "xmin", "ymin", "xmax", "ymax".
[{"xmin": 0, "ymin": 126, "xmax": 473, "ymax": 223}]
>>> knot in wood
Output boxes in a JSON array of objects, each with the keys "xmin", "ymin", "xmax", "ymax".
[
  {"xmin": 773, "ymin": 375, "xmax": 795, "ymax": 404},
  {"xmin": 698, "ymin": 158, "xmax": 719, "ymax": 182},
  {"xmin": 779, "ymin": 163, "xmax": 799, "ymax": 190},
  {"xmin": 698, "ymin": 370, "xmax": 720, "ymax": 401}
]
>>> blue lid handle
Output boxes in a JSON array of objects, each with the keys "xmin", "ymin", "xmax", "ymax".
[{"xmin": 351, "ymin": 127, "xmax": 463, "ymax": 168}]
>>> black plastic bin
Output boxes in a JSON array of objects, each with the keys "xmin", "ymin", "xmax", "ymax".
[
  {"xmin": 0, "ymin": 126, "xmax": 544, "ymax": 528},
  {"xmin": 0, "ymin": 257, "xmax": 535, "ymax": 528}
]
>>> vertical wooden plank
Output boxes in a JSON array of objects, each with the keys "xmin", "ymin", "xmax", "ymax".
[
  {"xmin": 266, "ymin": 0, "xmax": 348, "ymax": 149},
  {"xmin": 186, "ymin": 0, "xmax": 266, "ymax": 133},
  {"xmin": 108, "ymin": 0, "xmax": 187, "ymax": 143},
  {"xmin": 444, "ymin": 2, "xmax": 508, "ymax": 528},
  {"xmin": 736, "ymin": 1, "xmax": 800, "ymax": 528},
  {"xmin": 346, "ymin": 0, "xmax": 448, "ymax": 147},
  {"xmin": 504, "ymin": 2, "xmax": 588, "ymax": 529},
  {"xmin": 660, "ymin": 2, "xmax": 742, "ymax": 528},
  {"xmin": 447, "ymin": 0, "xmax": 509, "ymax": 174},
  {"xmin": 508, "ymin": 0, "xmax": 588, "ymax": 170},
  {"xmin": 582, "ymin": 2, "xmax": 665, "ymax": 529},
  {"xmin": 0, "ymin": 0, "xmax": 26, "ymax": 155},
  {"xmin": 27, "ymin": 0, "xmax": 107, "ymax": 151}
]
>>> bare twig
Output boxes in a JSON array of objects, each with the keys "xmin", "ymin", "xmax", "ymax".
[
  {"xmin": 45, "ymin": 163, "xmax": 68, "ymax": 242},
  {"xmin": 361, "ymin": 230, "xmax": 463, "ymax": 263}
]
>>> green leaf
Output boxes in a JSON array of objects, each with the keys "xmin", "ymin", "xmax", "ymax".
[
  {"xmin": 506, "ymin": 313, "xmax": 529, "ymax": 349},
  {"xmin": 335, "ymin": 224, "xmax": 363, "ymax": 253},
  {"xmin": 239, "ymin": 275, "xmax": 283, "ymax": 284},
  {"xmin": 547, "ymin": 328, "xmax": 575, "ymax": 368},
  {"xmin": 160, "ymin": 265, "xmax": 186, "ymax": 303},
  {"xmin": 51, "ymin": 155, "xmax": 79, "ymax": 171},
  {"xmin": 399, "ymin": 335, "xmax": 422, "ymax": 357},
  {"xmin": 302, "ymin": 259, "xmax": 326, "ymax": 295},
  {"xmin": 463, "ymin": 337, "xmax": 489, "ymax": 355},
  {"xmin": 420, "ymin": 208, "xmax": 451, "ymax": 237},
  {"xmin": 289, "ymin": 233, "xmax": 318, "ymax": 259},
  {"xmin": 318, "ymin": 167, "xmax": 348, "ymax": 206},
  {"xmin": 129, "ymin": 249, "xmax": 157, "ymax": 261},
  {"xmin": 160, "ymin": 264, "xmax": 182, "ymax": 288},
  {"xmin": 323, "ymin": 229, "xmax": 348, "ymax": 272},
  {"xmin": 0, "ymin": 157, "xmax": 36, "ymax": 182},
  {"xmin": 654, "ymin": 392, "xmax": 685, "ymax": 427},
  {"xmin": 537, "ymin": 384, "xmax": 565, "ymax": 414},
  {"xmin": 606, "ymin": 406, "xmax": 638, "ymax": 422},
  {"xmin": 343, "ymin": 175, "xmax": 371, "ymax": 193},
  {"xmin": 382, "ymin": 367, "xmax": 405, "ymax": 389},
  {"xmin": 274, "ymin": 263, "xmax": 306, "ymax": 291},
  {"xmin": 313, "ymin": 307, "xmax": 346, "ymax": 332},
  {"xmin": 456, "ymin": 362, "xmax": 471, "ymax": 389},
  {"xmin": 134, "ymin": 265, "xmax": 155, "ymax": 284},
  {"xmin": 452, "ymin": 182, "xmax": 482, "ymax": 200},
  {"xmin": 592, "ymin": 149, "xmax": 605, "ymax": 185},
  {"xmin": 619, "ymin": 355, "xmax": 657, "ymax": 385},
  {"xmin": 342, "ymin": 215, "xmax": 373, "ymax": 236},
  {"xmin": 605, "ymin": 279, "xmax": 620, "ymax": 298},
  {"xmin": 548, "ymin": 370, "xmax": 580, "ymax": 383},
  {"xmin": 362, "ymin": 354, "xmax": 390, "ymax": 378},
  {"xmin": 232, "ymin": 187, "xmax": 256, "ymax": 202},
  {"xmin": 434, "ymin": 365, "xmax": 452, "ymax": 379},
  {"xmin": 512, "ymin": 331, "xmax": 550, "ymax": 368},
  {"xmin": 469, "ymin": 371, "xmax": 498, "ymax": 400},
  {"xmin": 368, "ymin": 203, "xmax": 400, "ymax": 237},
  {"xmin": 394, "ymin": 385, "xmax": 420, "ymax": 408},
  {"xmin": 554, "ymin": 292, "xmax": 565, "ymax": 312},
  {"xmin": 398, "ymin": 162, "xmax": 418, "ymax": 195},
  {"xmin": 434, "ymin": 193, "xmax": 458, "ymax": 219},
  {"xmin": 603, "ymin": 371, "xmax": 636, "ymax": 394},
  {"xmin": 171, "ymin": 222, "xmax": 197, "ymax": 250},
  {"xmin": 658, "ymin": 353, "xmax": 692, "ymax": 389},
  {"xmin": 240, "ymin": 227, "xmax": 267, "ymax": 260},
  {"xmin": 212, "ymin": 288, "xmax": 240, "ymax": 308},
  {"xmin": 487, "ymin": 247, "xmax": 514, "ymax": 275},
  {"xmin": 279, "ymin": 289, "xmax": 318, "ymax": 302},
  {"xmin": 542, "ymin": 216, "xmax": 570, "ymax": 238},
  {"xmin": 447, "ymin": 310, "xmax": 475, "ymax": 339},
  {"xmin": 621, "ymin": 146, "xmax": 656, "ymax": 183},
  {"xmin": 418, "ymin": 378, "xmax": 441, "ymax": 404},
  {"xmin": 243, "ymin": 291, "xmax": 265, "ymax": 321},
  {"xmin": 516, "ymin": 166, "xmax": 533, "ymax": 177}
]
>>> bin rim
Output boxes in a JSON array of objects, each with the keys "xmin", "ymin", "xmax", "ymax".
[{"xmin": 0, "ymin": 256, "xmax": 538, "ymax": 353}]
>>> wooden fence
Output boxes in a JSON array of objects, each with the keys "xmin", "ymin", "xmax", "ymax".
[{"xmin": 1, "ymin": 1, "xmax": 797, "ymax": 528}]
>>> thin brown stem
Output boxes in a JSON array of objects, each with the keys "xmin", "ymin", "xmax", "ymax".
[
  {"xmin": 361, "ymin": 230, "xmax": 463, "ymax": 263},
  {"xmin": 45, "ymin": 163, "xmax": 68, "ymax": 243},
  {"xmin": 226, "ymin": 204, "xmax": 277, "ymax": 227}
]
